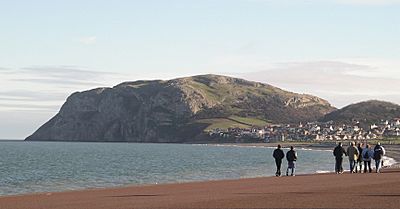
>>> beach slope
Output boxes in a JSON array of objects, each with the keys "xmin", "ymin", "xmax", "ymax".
[{"xmin": 0, "ymin": 168, "xmax": 399, "ymax": 209}]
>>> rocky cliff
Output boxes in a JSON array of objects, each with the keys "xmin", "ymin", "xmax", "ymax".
[{"xmin": 26, "ymin": 74, "xmax": 335, "ymax": 142}]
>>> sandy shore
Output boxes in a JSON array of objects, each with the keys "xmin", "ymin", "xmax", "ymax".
[{"xmin": 1, "ymin": 167, "xmax": 399, "ymax": 209}]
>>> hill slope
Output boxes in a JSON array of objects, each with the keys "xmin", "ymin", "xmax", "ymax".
[
  {"xmin": 320, "ymin": 100, "xmax": 400, "ymax": 124},
  {"xmin": 26, "ymin": 74, "xmax": 335, "ymax": 142}
]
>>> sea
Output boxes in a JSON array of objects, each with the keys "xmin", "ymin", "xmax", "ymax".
[{"xmin": 0, "ymin": 141, "xmax": 395, "ymax": 196}]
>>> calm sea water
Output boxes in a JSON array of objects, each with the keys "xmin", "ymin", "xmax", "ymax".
[{"xmin": 0, "ymin": 141, "xmax": 340, "ymax": 196}]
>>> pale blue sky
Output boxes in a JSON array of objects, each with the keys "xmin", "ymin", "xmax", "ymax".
[{"xmin": 0, "ymin": 0, "xmax": 399, "ymax": 139}]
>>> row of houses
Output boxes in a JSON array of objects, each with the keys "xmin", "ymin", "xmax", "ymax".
[{"xmin": 207, "ymin": 118, "xmax": 400, "ymax": 142}]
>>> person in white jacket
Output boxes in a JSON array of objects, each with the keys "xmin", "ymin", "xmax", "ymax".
[{"xmin": 361, "ymin": 144, "xmax": 374, "ymax": 173}]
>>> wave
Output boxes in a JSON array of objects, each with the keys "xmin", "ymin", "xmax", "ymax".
[
  {"xmin": 200, "ymin": 144, "xmax": 270, "ymax": 149},
  {"xmin": 382, "ymin": 156, "xmax": 397, "ymax": 167},
  {"xmin": 315, "ymin": 170, "xmax": 331, "ymax": 174}
]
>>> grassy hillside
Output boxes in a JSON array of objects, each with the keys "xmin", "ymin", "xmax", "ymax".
[
  {"xmin": 176, "ymin": 74, "xmax": 336, "ymax": 123},
  {"xmin": 195, "ymin": 116, "xmax": 270, "ymax": 131},
  {"xmin": 321, "ymin": 100, "xmax": 400, "ymax": 124},
  {"xmin": 228, "ymin": 116, "xmax": 271, "ymax": 127}
]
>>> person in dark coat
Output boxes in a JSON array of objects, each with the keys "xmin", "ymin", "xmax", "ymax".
[
  {"xmin": 373, "ymin": 142, "xmax": 386, "ymax": 173},
  {"xmin": 355, "ymin": 142, "xmax": 363, "ymax": 173},
  {"xmin": 273, "ymin": 144, "xmax": 285, "ymax": 176},
  {"xmin": 286, "ymin": 146, "xmax": 297, "ymax": 176},
  {"xmin": 333, "ymin": 142, "xmax": 347, "ymax": 174}
]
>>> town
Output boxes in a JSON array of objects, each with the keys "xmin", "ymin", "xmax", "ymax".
[{"xmin": 207, "ymin": 118, "xmax": 400, "ymax": 143}]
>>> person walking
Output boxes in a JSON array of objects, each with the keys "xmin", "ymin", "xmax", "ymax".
[
  {"xmin": 286, "ymin": 146, "xmax": 297, "ymax": 176},
  {"xmin": 355, "ymin": 142, "xmax": 363, "ymax": 173},
  {"xmin": 346, "ymin": 142, "xmax": 359, "ymax": 173},
  {"xmin": 273, "ymin": 144, "xmax": 285, "ymax": 177},
  {"xmin": 333, "ymin": 142, "xmax": 347, "ymax": 174},
  {"xmin": 373, "ymin": 142, "xmax": 386, "ymax": 173},
  {"xmin": 362, "ymin": 144, "xmax": 373, "ymax": 173}
]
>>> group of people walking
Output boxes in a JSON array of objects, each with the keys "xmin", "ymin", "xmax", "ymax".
[
  {"xmin": 272, "ymin": 142, "xmax": 386, "ymax": 177},
  {"xmin": 272, "ymin": 145, "xmax": 297, "ymax": 176},
  {"xmin": 333, "ymin": 142, "xmax": 386, "ymax": 174}
]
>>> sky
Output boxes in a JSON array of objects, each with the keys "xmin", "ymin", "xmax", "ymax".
[{"xmin": 0, "ymin": 0, "xmax": 399, "ymax": 139}]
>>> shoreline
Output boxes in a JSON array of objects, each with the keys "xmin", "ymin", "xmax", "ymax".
[
  {"xmin": 1, "ymin": 142, "xmax": 398, "ymax": 198},
  {"xmin": 0, "ymin": 142, "xmax": 399, "ymax": 208},
  {"xmin": 207, "ymin": 142, "xmax": 400, "ymax": 167},
  {"xmin": 1, "ymin": 167, "xmax": 399, "ymax": 209}
]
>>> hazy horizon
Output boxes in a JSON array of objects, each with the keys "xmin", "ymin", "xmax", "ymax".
[{"xmin": 1, "ymin": 0, "xmax": 399, "ymax": 139}]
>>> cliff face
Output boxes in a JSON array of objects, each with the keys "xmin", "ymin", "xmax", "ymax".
[{"xmin": 26, "ymin": 74, "xmax": 336, "ymax": 142}]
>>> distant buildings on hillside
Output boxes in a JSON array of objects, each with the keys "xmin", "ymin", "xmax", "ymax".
[{"xmin": 207, "ymin": 118, "xmax": 400, "ymax": 142}]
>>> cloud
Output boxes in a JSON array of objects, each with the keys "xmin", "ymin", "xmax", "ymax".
[
  {"xmin": 0, "ymin": 90, "xmax": 69, "ymax": 102},
  {"xmin": 12, "ymin": 78, "xmax": 104, "ymax": 86},
  {"xmin": 14, "ymin": 66, "xmax": 119, "ymax": 86},
  {"xmin": 235, "ymin": 61, "xmax": 400, "ymax": 108},
  {"xmin": 0, "ymin": 66, "xmax": 128, "ymax": 113},
  {"xmin": 78, "ymin": 36, "xmax": 97, "ymax": 45},
  {"xmin": 0, "ymin": 103, "xmax": 60, "ymax": 112}
]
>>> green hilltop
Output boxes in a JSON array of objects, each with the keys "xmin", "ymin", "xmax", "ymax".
[{"xmin": 321, "ymin": 100, "xmax": 400, "ymax": 125}]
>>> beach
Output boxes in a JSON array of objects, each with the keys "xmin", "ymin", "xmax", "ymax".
[
  {"xmin": 0, "ymin": 167, "xmax": 399, "ymax": 209},
  {"xmin": 0, "ymin": 143, "xmax": 398, "ymax": 209}
]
